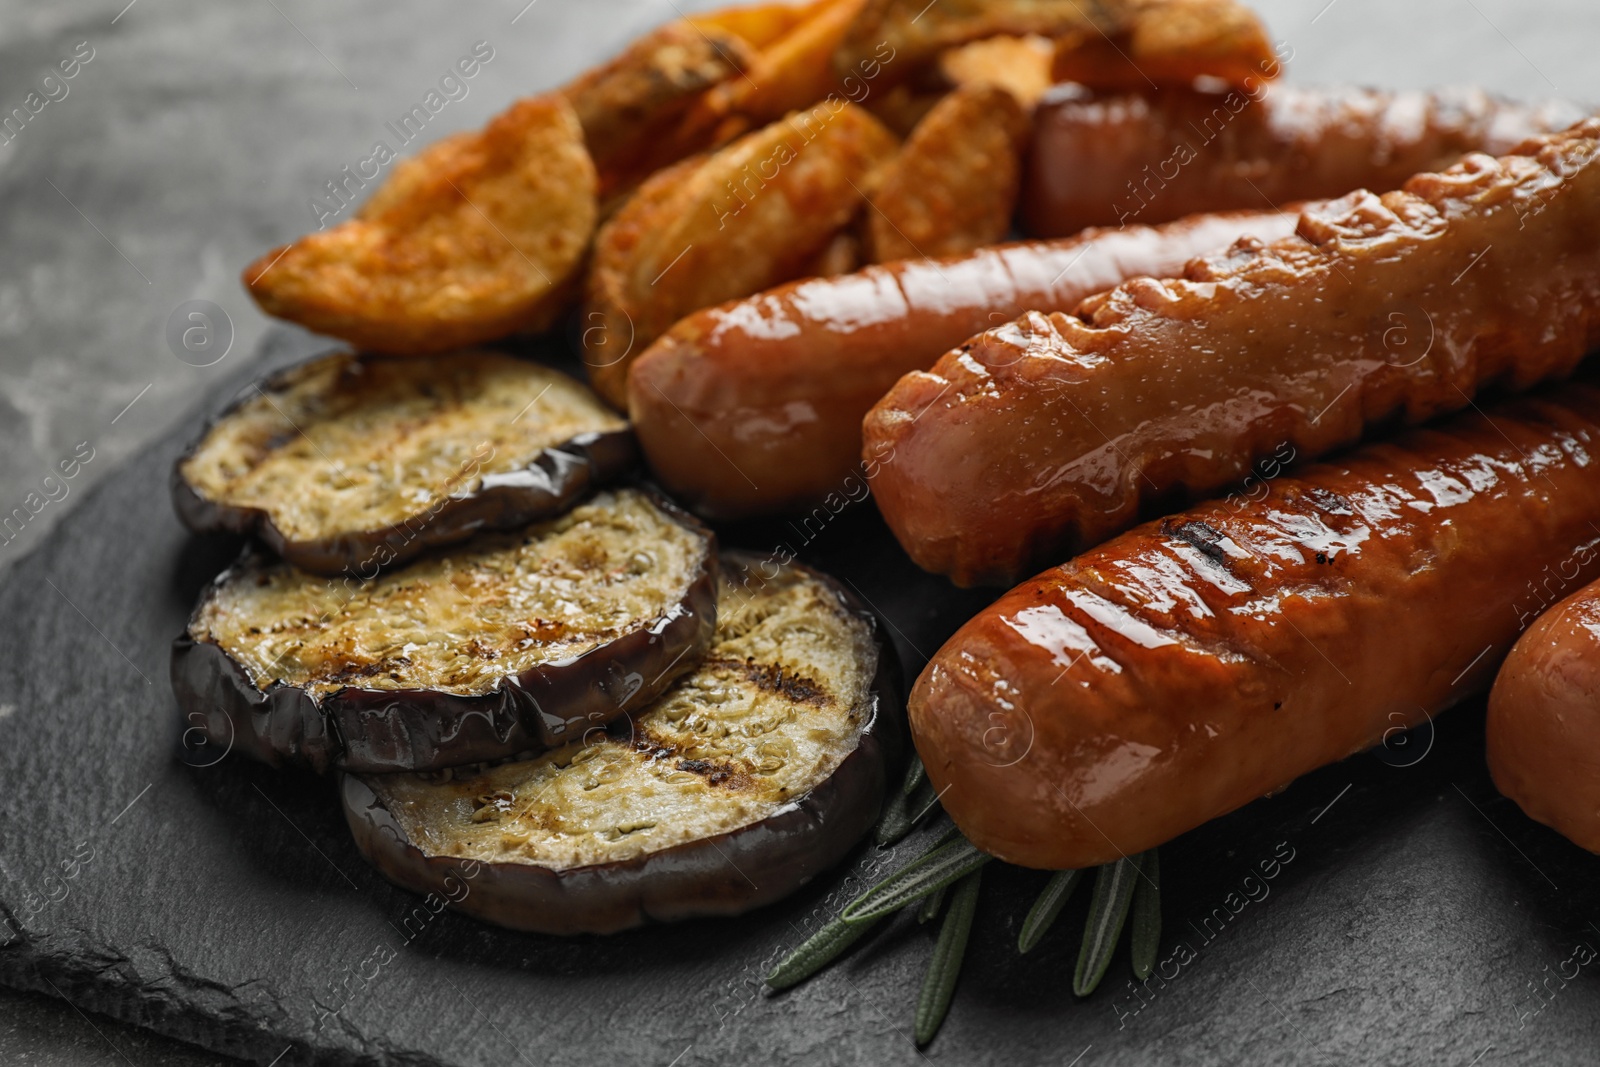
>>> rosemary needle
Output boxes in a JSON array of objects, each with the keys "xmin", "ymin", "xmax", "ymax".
[
  {"xmin": 1073, "ymin": 854, "xmax": 1142, "ymax": 997},
  {"xmin": 905, "ymin": 779, "xmax": 944, "ymax": 828},
  {"xmin": 915, "ymin": 867, "xmax": 982, "ymax": 1045},
  {"xmin": 1017, "ymin": 868, "xmax": 1087, "ymax": 954},
  {"xmin": 1129, "ymin": 849, "xmax": 1162, "ymax": 981},
  {"xmin": 874, "ymin": 786, "xmax": 912, "ymax": 846},
  {"xmin": 902, "ymin": 753, "xmax": 927, "ymax": 796},
  {"xmin": 917, "ymin": 882, "xmax": 948, "ymax": 924},
  {"xmin": 768, "ymin": 827, "xmax": 963, "ymax": 988},
  {"xmin": 766, "ymin": 915, "xmax": 884, "ymax": 991},
  {"xmin": 843, "ymin": 836, "xmax": 991, "ymax": 924}
]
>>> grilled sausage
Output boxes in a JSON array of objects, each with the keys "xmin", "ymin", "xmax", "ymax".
[
  {"xmin": 1487, "ymin": 576, "xmax": 1600, "ymax": 853},
  {"xmin": 868, "ymin": 119, "xmax": 1600, "ymax": 587},
  {"xmin": 911, "ymin": 383, "xmax": 1600, "ymax": 870},
  {"xmin": 629, "ymin": 209, "xmax": 1298, "ymax": 518},
  {"xmin": 1022, "ymin": 83, "xmax": 1586, "ymax": 237}
]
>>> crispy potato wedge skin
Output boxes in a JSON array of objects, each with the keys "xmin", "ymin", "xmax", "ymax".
[
  {"xmin": 561, "ymin": 21, "xmax": 755, "ymax": 201},
  {"xmin": 688, "ymin": 0, "xmax": 832, "ymax": 48},
  {"xmin": 866, "ymin": 84, "xmax": 1029, "ymax": 262},
  {"xmin": 1053, "ymin": 0, "xmax": 1281, "ymax": 90},
  {"xmin": 864, "ymin": 83, "xmax": 945, "ymax": 138},
  {"xmin": 836, "ymin": 0, "xmax": 1274, "ymax": 89},
  {"xmin": 807, "ymin": 230, "xmax": 862, "ymax": 276},
  {"xmin": 245, "ymin": 95, "xmax": 596, "ymax": 355},
  {"xmin": 702, "ymin": 0, "xmax": 870, "ymax": 126},
  {"xmin": 664, "ymin": 0, "xmax": 874, "ymax": 193},
  {"xmin": 584, "ymin": 101, "xmax": 898, "ymax": 408},
  {"xmin": 937, "ymin": 34, "xmax": 1056, "ymax": 107}
]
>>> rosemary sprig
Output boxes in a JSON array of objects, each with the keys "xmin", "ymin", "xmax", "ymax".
[
  {"xmin": 1130, "ymin": 850, "xmax": 1161, "ymax": 980},
  {"xmin": 1073, "ymin": 853, "xmax": 1145, "ymax": 997},
  {"xmin": 876, "ymin": 756, "xmax": 942, "ymax": 846},
  {"xmin": 915, "ymin": 867, "xmax": 982, "ymax": 1045},
  {"xmin": 1017, "ymin": 867, "xmax": 1087, "ymax": 954},
  {"xmin": 841, "ymin": 836, "xmax": 990, "ymax": 923},
  {"xmin": 902, "ymin": 753, "xmax": 927, "ymax": 796},
  {"xmin": 873, "ymin": 787, "xmax": 913, "ymax": 845},
  {"xmin": 876, "ymin": 780, "xmax": 943, "ymax": 847},
  {"xmin": 766, "ymin": 825, "xmax": 1165, "ymax": 1048},
  {"xmin": 765, "ymin": 914, "xmax": 884, "ymax": 991},
  {"xmin": 767, "ymin": 826, "xmax": 960, "ymax": 987},
  {"xmin": 905, "ymin": 781, "xmax": 944, "ymax": 826}
]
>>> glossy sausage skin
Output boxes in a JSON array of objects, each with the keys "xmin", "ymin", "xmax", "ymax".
[
  {"xmin": 1023, "ymin": 83, "xmax": 1585, "ymax": 237},
  {"xmin": 868, "ymin": 119, "xmax": 1600, "ymax": 587},
  {"xmin": 913, "ymin": 384, "xmax": 1600, "ymax": 870},
  {"xmin": 1488, "ymin": 578, "xmax": 1600, "ymax": 853},
  {"xmin": 628, "ymin": 210, "xmax": 1298, "ymax": 518}
]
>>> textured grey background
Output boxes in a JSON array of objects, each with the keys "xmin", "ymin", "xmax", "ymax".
[{"xmin": 1, "ymin": 0, "xmax": 1597, "ymax": 1063}]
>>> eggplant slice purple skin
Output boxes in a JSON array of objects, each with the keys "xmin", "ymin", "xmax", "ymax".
[
  {"xmin": 171, "ymin": 489, "xmax": 718, "ymax": 775},
  {"xmin": 340, "ymin": 554, "xmax": 904, "ymax": 936},
  {"xmin": 171, "ymin": 350, "xmax": 638, "ymax": 579}
]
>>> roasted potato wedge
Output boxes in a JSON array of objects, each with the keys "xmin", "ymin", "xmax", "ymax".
[
  {"xmin": 561, "ymin": 20, "xmax": 756, "ymax": 201},
  {"xmin": 937, "ymin": 34, "xmax": 1055, "ymax": 107},
  {"xmin": 702, "ymin": 0, "xmax": 870, "ymax": 126},
  {"xmin": 807, "ymin": 230, "xmax": 863, "ymax": 276},
  {"xmin": 245, "ymin": 95, "xmax": 596, "ymax": 356},
  {"xmin": 666, "ymin": 0, "xmax": 873, "ymax": 177},
  {"xmin": 584, "ymin": 100, "xmax": 898, "ymax": 408},
  {"xmin": 835, "ymin": 0, "xmax": 1275, "ymax": 90},
  {"xmin": 864, "ymin": 83, "xmax": 945, "ymax": 138},
  {"xmin": 1053, "ymin": 0, "xmax": 1282, "ymax": 90},
  {"xmin": 866, "ymin": 84, "xmax": 1029, "ymax": 262},
  {"xmin": 688, "ymin": 0, "xmax": 834, "ymax": 51}
]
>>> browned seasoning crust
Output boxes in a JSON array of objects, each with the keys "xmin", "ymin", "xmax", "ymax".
[
  {"xmin": 863, "ymin": 83, "xmax": 1031, "ymax": 263},
  {"xmin": 583, "ymin": 101, "xmax": 899, "ymax": 410},
  {"xmin": 912, "ymin": 382, "xmax": 1600, "ymax": 870},
  {"xmin": 868, "ymin": 119, "xmax": 1600, "ymax": 587},
  {"xmin": 834, "ymin": 0, "xmax": 1277, "ymax": 92},
  {"xmin": 559, "ymin": 19, "xmax": 755, "ymax": 201},
  {"xmin": 243, "ymin": 95, "xmax": 597, "ymax": 355}
]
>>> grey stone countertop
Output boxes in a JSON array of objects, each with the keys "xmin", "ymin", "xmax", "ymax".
[{"xmin": 2, "ymin": 0, "xmax": 1597, "ymax": 1062}]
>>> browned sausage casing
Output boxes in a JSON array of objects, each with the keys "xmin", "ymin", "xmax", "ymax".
[
  {"xmin": 1487, "ymin": 576, "xmax": 1600, "ymax": 853},
  {"xmin": 1023, "ymin": 84, "xmax": 1585, "ymax": 237},
  {"xmin": 914, "ymin": 384, "xmax": 1600, "ymax": 870},
  {"xmin": 868, "ymin": 119, "xmax": 1600, "ymax": 587},
  {"xmin": 629, "ymin": 210, "xmax": 1297, "ymax": 518}
]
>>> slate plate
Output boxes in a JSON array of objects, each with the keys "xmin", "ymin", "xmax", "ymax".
[{"xmin": 4, "ymin": 327, "xmax": 1600, "ymax": 1067}]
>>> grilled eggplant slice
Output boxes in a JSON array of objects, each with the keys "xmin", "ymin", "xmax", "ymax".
[
  {"xmin": 173, "ymin": 350, "xmax": 634, "ymax": 577},
  {"xmin": 172, "ymin": 489, "xmax": 716, "ymax": 774},
  {"xmin": 342, "ymin": 551, "xmax": 901, "ymax": 935}
]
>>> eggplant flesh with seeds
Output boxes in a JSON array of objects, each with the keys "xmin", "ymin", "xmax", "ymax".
[
  {"xmin": 343, "ymin": 552, "xmax": 903, "ymax": 935},
  {"xmin": 172, "ymin": 488, "xmax": 717, "ymax": 774},
  {"xmin": 172, "ymin": 349, "xmax": 635, "ymax": 577}
]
